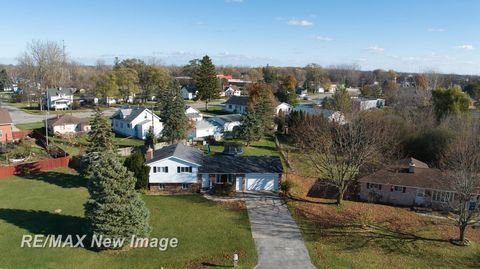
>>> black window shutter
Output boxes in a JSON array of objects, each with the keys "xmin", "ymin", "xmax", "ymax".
[
  {"xmin": 403, "ymin": 187, "xmax": 406, "ymax": 193},
  {"xmin": 177, "ymin": 167, "xmax": 180, "ymax": 173},
  {"xmin": 153, "ymin": 167, "xmax": 156, "ymax": 173},
  {"xmin": 379, "ymin": 185, "xmax": 382, "ymax": 190},
  {"xmin": 165, "ymin": 167, "xmax": 168, "ymax": 173},
  {"xmin": 189, "ymin": 167, "xmax": 192, "ymax": 173}
]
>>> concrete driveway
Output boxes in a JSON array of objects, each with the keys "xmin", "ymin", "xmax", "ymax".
[
  {"xmin": 244, "ymin": 192, "xmax": 316, "ymax": 269},
  {"xmin": 0, "ymin": 104, "xmax": 115, "ymax": 125}
]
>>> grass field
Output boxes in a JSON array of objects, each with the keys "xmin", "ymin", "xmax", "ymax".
[
  {"xmin": 0, "ymin": 168, "xmax": 257, "ymax": 269},
  {"xmin": 15, "ymin": 121, "xmax": 45, "ymax": 130},
  {"xmin": 49, "ymin": 134, "xmax": 145, "ymax": 156},
  {"xmin": 198, "ymin": 136, "xmax": 279, "ymax": 157},
  {"xmin": 9, "ymin": 103, "xmax": 92, "ymax": 115},
  {"xmin": 285, "ymin": 174, "xmax": 480, "ymax": 269}
]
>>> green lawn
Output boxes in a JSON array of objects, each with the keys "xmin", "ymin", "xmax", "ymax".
[
  {"xmin": 199, "ymin": 105, "xmax": 230, "ymax": 116},
  {"xmin": 199, "ymin": 136, "xmax": 279, "ymax": 157},
  {"xmin": 50, "ymin": 134, "xmax": 144, "ymax": 156},
  {"xmin": 0, "ymin": 168, "xmax": 257, "ymax": 269},
  {"xmin": 15, "ymin": 121, "xmax": 45, "ymax": 130}
]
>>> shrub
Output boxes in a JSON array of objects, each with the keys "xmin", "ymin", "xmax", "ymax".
[
  {"xmin": 214, "ymin": 183, "xmax": 234, "ymax": 196},
  {"xmin": 280, "ymin": 179, "xmax": 295, "ymax": 195},
  {"xmin": 124, "ymin": 152, "xmax": 150, "ymax": 190}
]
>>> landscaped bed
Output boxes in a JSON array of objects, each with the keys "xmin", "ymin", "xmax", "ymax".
[
  {"xmin": 286, "ymin": 174, "xmax": 480, "ymax": 269},
  {"xmin": 0, "ymin": 168, "xmax": 257, "ymax": 269}
]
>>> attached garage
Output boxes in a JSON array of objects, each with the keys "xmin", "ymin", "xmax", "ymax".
[{"xmin": 199, "ymin": 156, "xmax": 283, "ymax": 192}]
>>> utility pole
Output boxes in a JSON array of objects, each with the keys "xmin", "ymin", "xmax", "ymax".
[{"xmin": 45, "ymin": 89, "xmax": 49, "ymax": 147}]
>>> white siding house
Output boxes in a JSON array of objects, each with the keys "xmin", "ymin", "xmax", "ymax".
[
  {"xmin": 275, "ymin": 102, "xmax": 293, "ymax": 115},
  {"xmin": 208, "ymin": 114, "xmax": 242, "ymax": 132},
  {"xmin": 181, "ymin": 85, "xmax": 197, "ymax": 100},
  {"xmin": 223, "ymin": 85, "xmax": 241, "ymax": 97},
  {"xmin": 188, "ymin": 120, "xmax": 216, "ymax": 140},
  {"xmin": 44, "ymin": 88, "xmax": 75, "ymax": 110},
  {"xmin": 185, "ymin": 106, "xmax": 203, "ymax": 122},
  {"xmin": 111, "ymin": 107, "xmax": 163, "ymax": 139},
  {"xmin": 223, "ymin": 96, "xmax": 248, "ymax": 114},
  {"xmin": 46, "ymin": 115, "xmax": 91, "ymax": 134}
]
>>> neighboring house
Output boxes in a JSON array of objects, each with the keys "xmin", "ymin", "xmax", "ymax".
[
  {"xmin": 208, "ymin": 114, "xmax": 242, "ymax": 132},
  {"xmin": 145, "ymin": 143, "xmax": 283, "ymax": 193},
  {"xmin": 188, "ymin": 120, "xmax": 216, "ymax": 140},
  {"xmin": 100, "ymin": 97, "xmax": 117, "ymax": 105},
  {"xmin": 222, "ymin": 85, "xmax": 242, "ymax": 97},
  {"xmin": 181, "ymin": 85, "xmax": 197, "ymax": 100},
  {"xmin": 275, "ymin": 102, "xmax": 293, "ymax": 115},
  {"xmin": 292, "ymin": 105, "xmax": 346, "ymax": 124},
  {"xmin": 146, "ymin": 143, "xmax": 204, "ymax": 193},
  {"xmin": 329, "ymin": 84, "xmax": 337, "ymax": 93},
  {"xmin": 44, "ymin": 88, "xmax": 75, "ymax": 110},
  {"xmin": 46, "ymin": 114, "xmax": 91, "ymax": 135},
  {"xmin": 185, "ymin": 106, "xmax": 203, "ymax": 122},
  {"xmin": 315, "ymin": 86, "xmax": 325, "ymax": 93},
  {"xmin": 2, "ymin": 83, "xmax": 18, "ymax": 92},
  {"xmin": 352, "ymin": 97, "xmax": 385, "ymax": 110},
  {"xmin": 223, "ymin": 96, "xmax": 248, "ymax": 114},
  {"xmin": 296, "ymin": 86, "xmax": 308, "ymax": 97},
  {"xmin": 358, "ymin": 158, "xmax": 466, "ymax": 209},
  {"xmin": 80, "ymin": 94, "xmax": 99, "ymax": 105},
  {"xmin": 111, "ymin": 107, "xmax": 163, "ymax": 139},
  {"xmin": 0, "ymin": 109, "xmax": 13, "ymax": 144},
  {"xmin": 346, "ymin": 87, "xmax": 361, "ymax": 96}
]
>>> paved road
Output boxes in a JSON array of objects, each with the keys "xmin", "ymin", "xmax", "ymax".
[
  {"xmin": 0, "ymin": 104, "xmax": 116, "ymax": 125},
  {"xmin": 244, "ymin": 193, "xmax": 316, "ymax": 269}
]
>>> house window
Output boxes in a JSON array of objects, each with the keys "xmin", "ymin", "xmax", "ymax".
[
  {"xmin": 153, "ymin": 167, "xmax": 156, "ymax": 173},
  {"xmin": 366, "ymin": 183, "xmax": 382, "ymax": 190},
  {"xmin": 177, "ymin": 166, "xmax": 193, "ymax": 173},
  {"xmin": 159, "ymin": 184, "xmax": 165, "ymax": 190},
  {"xmin": 432, "ymin": 191, "xmax": 454, "ymax": 203},
  {"xmin": 181, "ymin": 183, "xmax": 188, "ymax": 190},
  {"xmin": 228, "ymin": 105, "xmax": 232, "ymax": 109},
  {"xmin": 153, "ymin": 167, "xmax": 168, "ymax": 173},
  {"xmin": 391, "ymin": 185, "xmax": 406, "ymax": 193},
  {"xmin": 216, "ymin": 174, "xmax": 233, "ymax": 184}
]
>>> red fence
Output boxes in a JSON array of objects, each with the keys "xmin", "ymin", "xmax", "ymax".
[
  {"xmin": 12, "ymin": 130, "xmax": 33, "ymax": 140},
  {"xmin": 0, "ymin": 156, "xmax": 71, "ymax": 179}
]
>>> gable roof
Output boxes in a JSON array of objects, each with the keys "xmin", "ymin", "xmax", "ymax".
[
  {"xmin": 46, "ymin": 88, "xmax": 75, "ymax": 96},
  {"xmin": 358, "ymin": 158, "xmax": 450, "ymax": 190},
  {"xmin": 0, "ymin": 109, "xmax": 12, "ymax": 125},
  {"xmin": 111, "ymin": 107, "xmax": 158, "ymax": 124},
  {"xmin": 182, "ymin": 85, "xmax": 197, "ymax": 93},
  {"xmin": 145, "ymin": 143, "xmax": 204, "ymax": 165},
  {"xmin": 212, "ymin": 114, "xmax": 243, "ymax": 123},
  {"xmin": 224, "ymin": 85, "xmax": 240, "ymax": 92},
  {"xmin": 47, "ymin": 114, "xmax": 88, "ymax": 127},
  {"xmin": 198, "ymin": 156, "xmax": 283, "ymax": 174},
  {"xmin": 224, "ymin": 96, "xmax": 248, "ymax": 106}
]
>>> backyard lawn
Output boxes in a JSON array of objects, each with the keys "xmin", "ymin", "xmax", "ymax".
[
  {"xmin": 0, "ymin": 168, "xmax": 257, "ymax": 269},
  {"xmin": 15, "ymin": 121, "xmax": 45, "ymax": 130},
  {"xmin": 198, "ymin": 136, "xmax": 279, "ymax": 157},
  {"xmin": 285, "ymin": 174, "xmax": 480, "ymax": 269}
]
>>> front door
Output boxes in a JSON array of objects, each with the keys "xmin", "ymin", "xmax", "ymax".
[
  {"xmin": 415, "ymin": 189, "xmax": 426, "ymax": 205},
  {"xmin": 235, "ymin": 176, "xmax": 243, "ymax": 192}
]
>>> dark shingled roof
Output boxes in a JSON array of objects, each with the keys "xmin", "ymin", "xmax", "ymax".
[
  {"xmin": 146, "ymin": 143, "xmax": 204, "ymax": 165},
  {"xmin": 358, "ymin": 158, "xmax": 451, "ymax": 190},
  {"xmin": 199, "ymin": 156, "xmax": 283, "ymax": 174},
  {"xmin": 0, "ymin": 109, "xmax": 12, "ymax": 125},
  {"xmin": 224, "ymin": 96, "xmax": 248, "ymax": 106}
]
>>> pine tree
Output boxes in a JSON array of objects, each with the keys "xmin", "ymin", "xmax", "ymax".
[
  {"xmin": 124, "ymin": 152, "xmax": 150, "ymax": 190},
  {"xmin": 84, "ymin": 153, "xmax": 151, "ymax": 249},
  {"xmin": 195, "ymin": 55, "xmax": 218, "ymax": 110},
  {"xmin": 241, "ymin": 111, "xmax": 263, "ymax": 146},
  {"xmin": 86, "ymin": 107, "xmax": 116, "ymax": 155},
  {"xmin": 144, "ymin": 126, "xmax": 157, "ymax": 149},
  {"xmin": 248, "ymin": 83, "xmax": 275, "ymax": 133},
  {"xmin": 159, "ymin": 80, "xmax": 188, "ymax": 143}
]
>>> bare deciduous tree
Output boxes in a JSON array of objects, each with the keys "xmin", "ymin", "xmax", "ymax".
[
  {"xmin": 17, "ymin": 40, "xmax": 69, "ymax": 89},
  {"xmin": 442, "ymin": 120, "xmax": 480, "ymax": 246}
]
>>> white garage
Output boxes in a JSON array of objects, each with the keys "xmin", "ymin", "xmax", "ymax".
[
  {"xmin": 199, "ymin": 156, "xmax": 283, "ymax": 192},
  {"xmin": 246, "ymin": 173, "xmax": 278, "ymax": 191}
]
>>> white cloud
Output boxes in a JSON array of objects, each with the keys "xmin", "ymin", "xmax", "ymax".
[
  {"xmin": 455, "ymin": 44, "xmax": 474, "ymax": 51},
  {"xmin": 287, "ymin": 19, "xmax": 313, "ymax": 27},
  {"xmin": 428, "ymin": 28, "xmax": 445, "ymax": 32},
  {"xmin": 368, "ymin": 45, "xmax": 385, "ymax": 54},
  {"xmin": 313, "ymin": 35, "xmax": 333, "ymax": 42},
  {"xmin": 225, "ymin": 0, "xmax": 244, "ymax": 3}
]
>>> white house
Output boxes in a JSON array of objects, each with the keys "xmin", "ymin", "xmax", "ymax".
[
  {"xmin": 351, "ymin": 97, "xmax": 386, "ymax": 110},
  {"xmin": 275, "ymin": 102, "xmax": 293, "ymax": 115},
  {"xmin": 111, "ymin": 107, "xmax": 163, "ymax": 139},
  {"xmin": 44, "ymin": 88, "xmax": 75, "ymax": 110},
  {"xmin": 146, "ymin": 143, "xmax": 204, "ymax": 192},
  {"xmin": 145, "ymin": 143, "xmax": 283, "ymax": 193},
  {"xmin": 46, "ymin": 114, "xmax": 91, "ymax": 135},
  {"xmin": 208, "ymin": 114, "xmax": 242, "ymax": 132},
  {"xmin": 222, "ymin": 85, "xmax": 241, "ymax": 97},
  {"xmin": 293, "ymin": 105, "xmax": 346, "ymax": 124},
  {"xmin": 185, "ymin": 106, "xmax": 203, "ymax": 122},
  {"xmin": 181, "ymin": 85, "xmax": 197, "ymax": 100},
  {"xmin": 223, "ymin": 96, "xmax": 248, "ymax": 114},
  {"xmin": 188, "ymin": 120, "xmax": 216, "ymax": 140}
]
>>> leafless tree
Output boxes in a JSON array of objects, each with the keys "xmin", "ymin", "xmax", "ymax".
[
  {"xmin": 17, "ymin": 40, "xmax": 69, "ymax": 89},
  {"xmin": 442, "ymin": 119, "xmax": 480, "ymax": 245},
  {"xmin": 292, "ymin": 113, "xmax": 386, "ymax": 204}
]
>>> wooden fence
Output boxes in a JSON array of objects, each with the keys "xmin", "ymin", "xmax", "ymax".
[{"xmin": 0, "ymin": 156, "xmax": 71, "ymax": 179}]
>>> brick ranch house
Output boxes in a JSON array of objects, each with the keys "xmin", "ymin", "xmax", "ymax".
[
  {"xmin": 358, "ymin": 158, "xmax": 468, "ymax": 209},
  {"xmin": 145, "ymin": 143, "xmax": 283, "ymax": 193}
]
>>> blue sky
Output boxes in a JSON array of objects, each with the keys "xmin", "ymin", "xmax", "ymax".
[{"xmin": 1, "ymin": 0, "xmax": 479, "ymax": 74}]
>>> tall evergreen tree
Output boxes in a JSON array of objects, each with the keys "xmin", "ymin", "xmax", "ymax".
[
  {"xmin": 144, "ymin": 126, "xmax": 157, "ymax": 149},
  {"xmin": 86, "ymin": 108, "xmax": 116, "ymax": 155},
  {"xmin": 241, "ymin": 111, "xmax": 263, "ymax": 146},
  {"xmin": 248, "ymin": 83, "xmax": 275, "ymax": 133},
  {"xmin": 159, "ymin": 80, "xmax": 188, "ymax": 143},
  {"xmin": 195, "ymin": 55, "xmax": 218, "ymax": 110},
  {"xmin": 124, "ymin": 152, "xmax": 150, "ymax": 190},
  {"xmin": 84, "ymin": 153, "xmax": 151, "ymax": 249}
]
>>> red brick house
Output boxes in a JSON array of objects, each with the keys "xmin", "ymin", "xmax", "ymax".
[
  {"xmin": 358, "ymin": 158, "xmax": 456, "ymax": 209},
  {"xmin": 0, "ymin": 109, "xmax": 13, "ymax": 144}
]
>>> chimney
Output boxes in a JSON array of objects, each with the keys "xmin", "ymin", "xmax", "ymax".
[
  {"xmin": 408, "ymin": 159, "xmax": 415, "ymax": 173},
  {"xmin": 145, "ymin": 147, "xmax": 154, "ymax": 161}
]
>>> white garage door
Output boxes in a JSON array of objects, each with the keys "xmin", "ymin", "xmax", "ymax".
[{"xmin": 246, "ymin": 173, "xmax": 278, "ymax": 191}]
